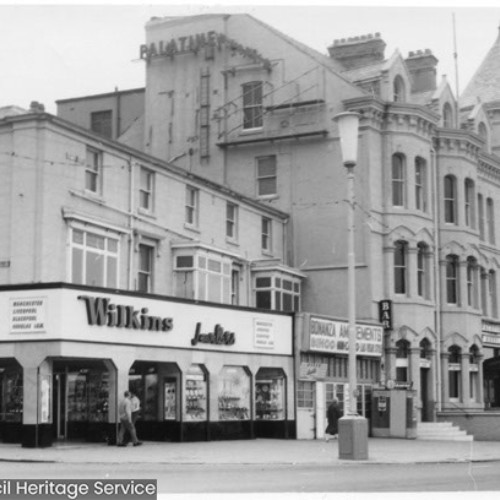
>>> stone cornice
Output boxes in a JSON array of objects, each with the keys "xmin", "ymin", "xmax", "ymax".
[{"xmin": 433, "ymin": 128, "xmax": 482, "ymax": 161}]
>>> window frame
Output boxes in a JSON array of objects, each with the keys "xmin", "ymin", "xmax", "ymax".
[
  {"xmin": 226, "ymin": 202, "xmax": 238, "ymax": 241},
  {"xmin": 464, "ymin": 178, "xmax": 475, "ymax": 228},
  {"xmin": 256, "ymin": 155, "xmax": 277, "ymax": 197},
  {"xmin": 261, "ymin": 217, "xmax": 272, "ymax": 253},
  {"xmin": 254, "ymin": 273, "xmax": 301, "ymax": 312},
  {"xmin": 392, "ymin": 154, "xmax": 406, "ymax": 208},
  {"xmin": 242, "ymin": 81, "xmax": 264, "ymax": 130},
  {"xmin": 139, "ymin": 167, "xmax": 155, "ymax": 213},
  {"xmin": 444, "ymin": 175, "xmax": 457, "ymax": 224},
  {"xmin": 137, "ymin": 243, "xmax": 154, "ymax": 293},
  {"xmin": 185, "ymin": 186, "xmax": 199, "ymax": 227},
  {"xmin": 487, "ymin": 197, "xmax": 495, "ymax": 245},
  {"xmin": 415, "ymin": 157, "xmax": 427, "ymax": 212},
  {"xmin": 90, "ymin": 110, "xmax": 113, "ymax": 138},
  {"xmin": 446, "ymin": 255, "xmax": 459, "ymax": 305},
  {"xmin": 393, "ymin": 240, "xmax": 408, "ymax": 295},
  {"xmin": 85, "ymin": 147, "xmax": 102, "ymax": 194}
]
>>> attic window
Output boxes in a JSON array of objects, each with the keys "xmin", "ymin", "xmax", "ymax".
[{"xmin": 443, "ymin": 103, "xmax": 454, "ymax": 128}]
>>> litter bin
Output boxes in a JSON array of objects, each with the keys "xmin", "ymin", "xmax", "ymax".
[{"xmin": 371, "ymin": 388, "xmax": 417, "ymax": 439}]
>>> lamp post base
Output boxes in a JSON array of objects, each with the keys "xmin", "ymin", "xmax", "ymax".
[{"xmin": 338, "ymin": 415, "xmax": 369, "ymax": 460}]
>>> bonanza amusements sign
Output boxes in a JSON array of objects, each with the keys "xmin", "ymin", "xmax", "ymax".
[{"xmin": 309, "ymin": 316, "xmax": 383, "ymax": 357}]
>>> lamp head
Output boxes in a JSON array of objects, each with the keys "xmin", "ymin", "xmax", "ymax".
[{"xmin": 333, "ymin": 112, "xmax": 360, "ymax": 167}]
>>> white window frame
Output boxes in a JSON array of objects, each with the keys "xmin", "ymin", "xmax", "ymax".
[
  {"xmin": 242, "ymin": 81, "xmax": 263, "ymax": 130},
  {"xmin": 139, "ymin": 167, "xmax": 155, "ymax": 213},
  {"xmin": 256, "ymin": 156, "xmax": 277, "ymax": 197},
  {"xmin": 226, "ymin": 202, "xmax": 238, "ymax": 241},
  {"xmin": 85, "ymin": 148, "xmax": 102, "ymax": 194},
  {"xmin": 392, "ymin": 154, "xmax": 406, "ymax": 208},
  {"xmin": 261, "ymin": 217, "xmax": 272, "ymax": 253},
  {"xmin": 254, "ymin": 273, "xmax": 301, "ymax": 312},
  {"xmin": 415, "ymin": 157, "xmax": 427, "ymax": 212},
  {"xmin": 185, "ymin": 186, "xmax": 199, "ymax": 227},
  {"xmin": 137, "ymin": 243, "xmax": 154, "ymax": 293},
  {"xmin": 70, "ymin": 226, "xmax": 119, "ymax": 288}
]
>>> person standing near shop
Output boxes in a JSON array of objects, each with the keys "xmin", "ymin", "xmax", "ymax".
[
  {"xmin": 117, "ymin": 391, "xmax": 142, "ymax": 447},
  {"xmin": 325, "ymin": 398, "xmax": 342, "ymax": 442},
  {"xmin": 131, "ymin": 392, "xmax": 141, "ymax": 424}
]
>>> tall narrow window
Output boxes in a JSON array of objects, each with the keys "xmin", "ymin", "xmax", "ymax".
[
  {"xmin": 257, "ymin": 156, "xmax": 277, "ymax": 196},
  {"xmin": 261, "ymin": 217, "xmax": 272, "ymax": 252},
  {"xmin": 446, "ymin": 255, "xmax": 459, "ymax": 304},
  {"xmin": 481, "ymin": 267, "xmax": 488, "ymax": 317},
  {"xmin": 395, "ymin": 339, "xmax": 410, "ymax": 382},
  {"xmin": 231, "ymin": 268, "xmax": 240, "ymax": 305},
  {"xmin": 392, "ymin": 154, "xmax": 406, "ymax": 207},
  {"xmin": 242, "ymin": 81, "xmax": 263, "ymax": 129},
  {"xmin": 394, "ymin": 240, "xmax": 407, "ymax": 294},
  {"xmin": 226, "ymin": 203, "xmax": 238, "ymax": 240},
  {"xmin": 464, "ymin": 178, "xmax": 475, "ymax": 228},
  {"xmin": 448, "ymin": 345, "xmax": 461, "ymax": 400},
  {"xmin": 478, "ymin": 194, "xmax": 485, "ymax": 240},
  {"xmin": 444, "ymin": 175, "xmax": 457, "ymax": 224},
  {"xmin": 487, "ymin": 197, "xmax": 495, "ymax": 245},
  {"xmin": 415, "ymin": 157, "xmax": 427, "ymax": 212},
  {"xmin": 137, "ymin": 244, "xmax": 153, "ymax": 293},
  {"xmin": 85, "ymin": 148, "xmax": 102, "ymax": 194},
  {"xmin": 139, "ymin": 167, "xmax": 154, "ymax": 212},
  {"xmin": 466, "ymin": 257, "xmax": 478, "ymax": 308},
  {"xmin": 489, "ymin": 270, "xmax": 498, "ymax": 318},
  {"xmin": 185, "ymin": 186, "xmax": 199, "ymax": 227},
  {"xmin": 417, "ymin": 242, "xmax": 429, "ymax": 298}
]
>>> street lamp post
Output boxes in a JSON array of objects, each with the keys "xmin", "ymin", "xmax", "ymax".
[{"xmin": 333, "ymin": 111, "xmax": 369, "ymax": 460}]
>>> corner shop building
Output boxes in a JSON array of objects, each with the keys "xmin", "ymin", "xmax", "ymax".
[{"xmin": 0, "ymin": 283, "xmax": 294, "ymax": 447}]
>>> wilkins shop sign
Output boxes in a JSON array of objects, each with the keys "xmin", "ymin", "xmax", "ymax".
[{"xmin": 308, "ymin": 316, "xmax": 383, "ymax": 357}]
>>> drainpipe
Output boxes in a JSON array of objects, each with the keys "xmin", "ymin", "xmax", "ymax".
[
  {"xmin": 431, "ymin": 144, "xmax": 443, "ymax": 414},
  {"xmin": 128, "ymin": 158, "xmax": 135, "ymax": 290}
]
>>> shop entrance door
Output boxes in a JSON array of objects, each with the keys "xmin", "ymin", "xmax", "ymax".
[{"xmin": 52, "ymin": 372, "xmax": 67, "ymax": 440}]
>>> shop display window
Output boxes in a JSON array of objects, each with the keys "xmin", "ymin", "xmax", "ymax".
[
  {"xmin": 129, "ymin": 370, "xmax": 158, "ymax": 421},
  {"xmin": 163, "ymin": 379, "xmax": 176, "ymax": 420},
  {"xmin": 218, "ymin": 366, "xmax": 250, "ymax": 420},
  {"xmin": 184, "ymin": 364, "xmax": 207, "ymax": 421},
  {"xmin": 67, "ymin": 370, "xmax": 109, "ymax": 423},
  {"xmin": 1, "ymin": 369, "xmax": 23, "ymax": 422},
  {"xmin": 255, "ymin": 368, "xmax": 285, "ymax": 421}
]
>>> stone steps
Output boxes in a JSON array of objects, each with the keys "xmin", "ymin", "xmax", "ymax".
[{"xmin": 416, "ymin": 422, "xmax": 473, "ymax": 441}]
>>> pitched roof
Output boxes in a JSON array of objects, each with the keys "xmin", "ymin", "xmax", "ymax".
[{"xmin": 460, "ymin": 27, "xmax": 500, "ymax": 109}]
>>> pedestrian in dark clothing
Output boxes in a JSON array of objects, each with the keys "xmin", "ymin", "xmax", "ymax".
[{"xmin": 325, "ymin": 399, "xmax": 342, "ymax": 441}]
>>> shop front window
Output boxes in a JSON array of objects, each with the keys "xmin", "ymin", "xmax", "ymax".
[
  {"xmin": 129, "ymin": 365, "xmax": 158, "ymax": 421},
  {"xmin": 184, "ymin": 364, "xmax": 207, "ymax": 421},
  {"xmin": 255, "ymin": 368, "xmax": 285, "ymax": 421},
  {"xmin": 297, "ymin": 381, "xmax": 315, "ymax": 409},
  {"xmin": 218, "ymin": 366, "xmax": 250, "ymax": 420},
  {"xmin": 0, "ymin": 366, "xmax": 23, "ymax": 422},
  {"xmin": 67, "ymin": 369, "xmax": 109, "ymax": 423}
]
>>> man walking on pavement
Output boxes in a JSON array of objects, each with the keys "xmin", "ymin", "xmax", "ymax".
[{"xmin": 117, "ymin": 390, "xmax": 142, "ymax": 447}]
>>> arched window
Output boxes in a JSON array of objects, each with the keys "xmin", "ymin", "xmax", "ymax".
[
  {"xmin": 478, "ymin": 193, "xmax": 485, "ymax": 240},
  {"xmin": 393, "ymin": 76, "xmax": 406, "ymax": 102},
  {"xmin": 444, "ymin": 175, "xmax": 457, "ymax": 224},
  {"xmin": 396, "ymin": 339, "xmax": 410, "ymax": 382},
  {"xmin": 489, "ymin": 270, "xmax": 498, "ymax": 318},
  {"xmin": 446, "ymin": 255, "xmax": 459, "ymax": 304},
  {"xmin": 480, "ymin": 266, "xmax": 488, "ymax": 316},
  {"xmin": 417, "ymin": 242, "xmax": 429, "ymax": 299},
  {"xmin": 448, "ymin": 345, "xmax": 461, "ymax": 400},
  {"xmin": 394, "ymin": 241, "xmax": 408, "ymax": 294},
  {"xmin": 486, "ymin": 197, "xmax": 495, "ymax": 245},
  {"xmin": 464, "ymin": 178, "xmax": 475, "ymax": 228},
  {"xmin": 469, "ymin": 345, "xmax": 480, "ymax": 401},
  {"xmin": 420, "ymin": 338, "xmax": 432, "ymax": 359},
  {"xmin": 443, "ymin": 102, "xmax": 454, "ymax": 128},
  {"xmin": 478, "ymin": 122, "xmax": 488, "ymax": 146},
  {"xmin": 466, "ymin": 256, "xmax": 478, "ymax": 308},
  {"xmin": 392, "ymin": 154, "xmax": 406, "ymax": 207},
  {"xmin": 415, "ymin": 157, "xmax": 427, "ymax": 212}
]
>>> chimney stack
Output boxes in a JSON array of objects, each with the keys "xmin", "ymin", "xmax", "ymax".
[
  {"xmin": 328, "ymin": 33, "xmax": 386, "ymax": 70},
  {"xmin": 405, "ymin": 49, "xmax": 438, "ymax": 93}
]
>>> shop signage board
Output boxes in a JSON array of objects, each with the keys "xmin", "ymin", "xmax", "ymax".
[
  {"xmin": 9, "ymin": 297, "xmax": 47, "ymax": 333},
  {"xmin": 299, "ymin": 362, "xmax": 328, "ymax": 379},
  {"xmin": 308, "ymin": 316, "xmax": 383, "ymax": 357},
  {"xmin": 482, "ymin": 334, "xmax": 500, "ymax": 346},
  {"xmin": 0, "ymin": 287, "xmax": 293, "ymax": 356}
]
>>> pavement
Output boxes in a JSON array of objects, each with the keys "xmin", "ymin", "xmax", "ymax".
[{"xmin": 0, "ymin": 437, "xmax": 499, "ymax": 465}]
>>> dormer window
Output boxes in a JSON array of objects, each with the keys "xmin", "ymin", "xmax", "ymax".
[{"xmin": 443, "ymin": 103, "xmax": 454, "ymax": 128}]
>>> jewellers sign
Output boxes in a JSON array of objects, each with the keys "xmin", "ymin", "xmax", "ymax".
[
  {"xmin": 10, "ymin": 297, "xmax": 47, "ymax": 333},
  {"xmin": 309, "ymin": 317, "xmax": 383, "ymax": 357}
]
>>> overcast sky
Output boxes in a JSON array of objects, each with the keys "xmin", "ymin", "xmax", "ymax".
[{"xmin": 1, "ymin": 2, "xmax": 500, "ymax": 114}]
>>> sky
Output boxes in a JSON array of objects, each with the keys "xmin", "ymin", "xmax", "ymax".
[{"xmin": 1, "ymin": 2, "xmax": 500, "ymax": 114}]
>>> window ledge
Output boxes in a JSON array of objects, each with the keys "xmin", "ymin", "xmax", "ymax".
[
  {"xmin": 258, "ymin": 194, "xmax": 279, "ymax": 202},
  {"xmin": 138, "ymin": 208, "xmax": 156, "ymax": 220},
  {"xmin": 226, "ymin": 238, "xmax": 240, "ymax": 247},
  {"xmin": 261, "ymin": 250, "xmax": 274, "ymax": 257},
  {"xmin": 184, "ymin": 223, "xmax": 201, "ymax": 234}
]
